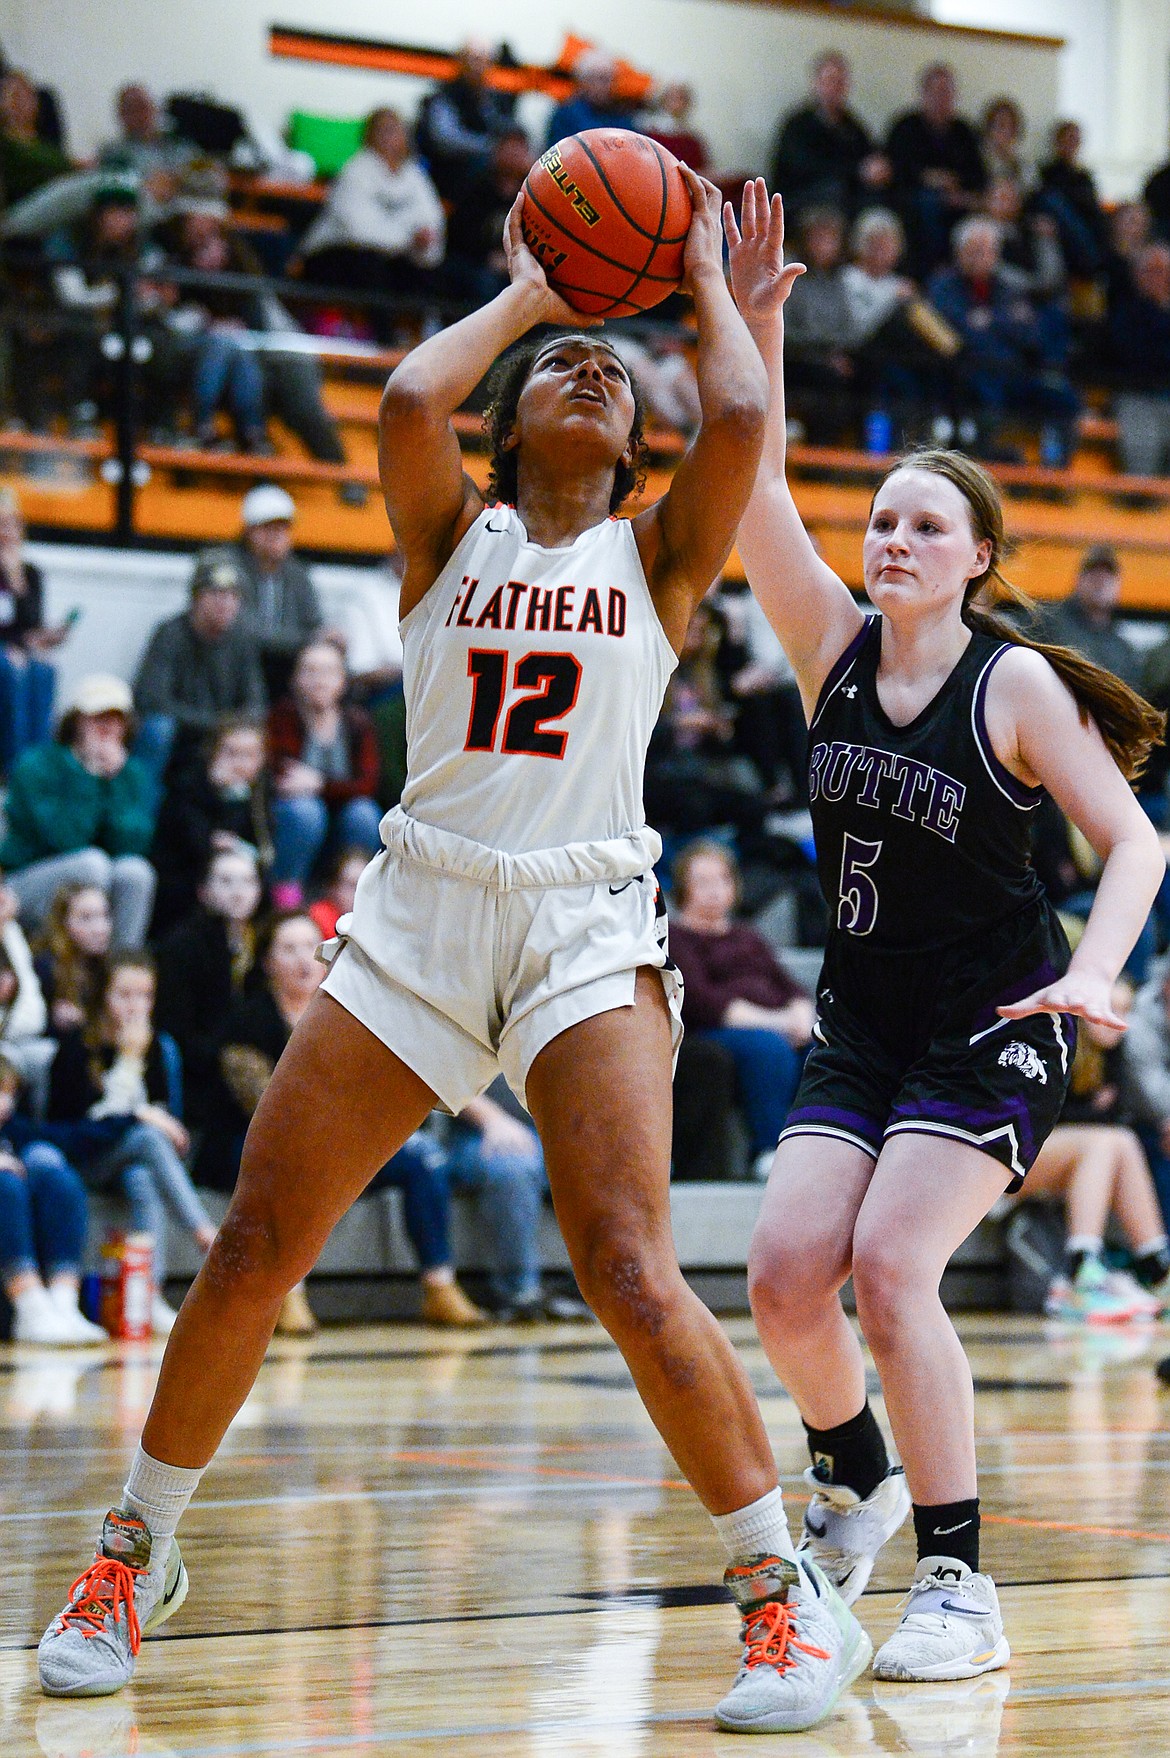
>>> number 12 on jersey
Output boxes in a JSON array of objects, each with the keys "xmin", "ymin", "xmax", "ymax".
[
  {"xmin": 838, "ymin": 833, "xmax": 882, "ymax": 935},
  {"xmin": 465, "ymin": 649, "xmax": 583, "ymax": 759}
]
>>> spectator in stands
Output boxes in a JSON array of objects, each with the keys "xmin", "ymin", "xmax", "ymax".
[
  {"xmin": 645, "ymin": 83, "xmax": 710, "ymax": 175},
  {"xmin": 1033, "ymin": 545, "xmax": 1141, "ymax": 687},
  {"xmin": 0, "ymin": 880, "xmax": 49, "ymax": 1080},
  {"xmin": 985, "ymin": 176, "xmax": 1066, "ymax": 301},
  {"xmin": 0, "ymin": 70, "xmax": 69, "ymax": 205},
  {"xmin": 842, "ymin": 208, "xmax": 913, "ymax": 344},
  {"xmin": 233, "ymin": 486, "xmax": 324, "ymax": 697},
  {"xmin": 670, "ymin": 841, "xmax": 813, "ymax": 1176},
  {"xmin": 33, "ymin": 882, "xmax": 111, "ymax": 1038},
  {"xmin": 299, "ymin": 108, "xmax": 445, "ymax": 341},
  {"xmin": 0, "ymin": 43, "xmax": 64, "ymax": 149},
  {"xmin": 155, "ymin": 844, "xmax": 263, "ymax": 1136},
  {"xmin": 1037, "ymin": 119, "xmax": 1110, "ymax": 278},
  {"xmin": 1109, "ymin": 241, "xmax": 1170, "ymax": 479},
  {"xmin": 0, "ymin": 1054, "xmax": 105, "ymax": 1343},
  {"xmin": 47, "ymin": 951, "xmax": 217, "ymax": 1335},
  {"xmin": 98, "ymin": 83, "xmax": 193, "ymax": 205},
  {"xmin": 780, "ymin": 206, "xmax": 857, "ymax": 443},
  {"xmin": 0, "ymin": 488, "xmax": 68, "ymax": 775},
  {"xmin": 979, "ymin": 96, "xmax": 1027, "ymax": 189},
  {"xmin": 415, "ymin": 39, "xmax": 514, "ymax": 200},
  {"xmin": 149, "ymin": 718, "xmax": 272, "ymax": 934},
  {"xmin": 1, "ymin": 675, "xmax": 156, "ymax": 948},
  {"xmin": 308, "ymin": 845, "xmax": 367, "ymax": 942},
  {"xmin": 712, "ymin": 578, "xmax": 806, "ymax": 802},
  {"xmin": 268, "ymin": 640, "xmax": 382, "ymax": 907},
  {"xmin": 51, "ymin": 190, "xmax": 157, "ymax": 431},
  {"xmin": 886, "ymin": 62, "xmax": 986, "ymax": 277},
  {"xmin": 544, "ymin": 49, "xmax": 634, "ymax": 149},
  {"xmin": 770, "ymin": 49, "xmax": 889, "ymax": 222},
  {"xmin": 927, "ymin": 216, "xmax": 1079, "ymax": 463},
  {"xmin": 134, "ymin": 549, "xmax": 267, "ymax": 780},
  {"xmin": 442, "ymin": 127, "xmax": 533, "ymax": 309}
]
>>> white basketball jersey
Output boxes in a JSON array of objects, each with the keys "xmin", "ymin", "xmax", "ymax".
[{"xmin": 399, "ymin": 505, "xmax": 677, "ymax": 854}]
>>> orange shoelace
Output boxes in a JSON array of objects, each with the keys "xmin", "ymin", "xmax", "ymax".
[
  {"xmin": 58, "ymin": 1556, "xmax": 145, "ymax": 1653},
  {"xmin": 742, "ymin": 1599, "xmax": 831, "ymax": 1674}
]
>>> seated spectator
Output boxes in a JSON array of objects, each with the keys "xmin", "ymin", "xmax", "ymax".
[
  {"xmin": 150, "ymin": 718, "xmax": 272, "ymax": 935},
  {"xmin": 234, "ymin": 486, "xmax": 324, "ymax": 698},
  {"xmin": 33, "ymin": 882, "xmax": 111, "ymax": 1038},
  {"xmin": 669, "ymin": 841, "xmax": 813, "ymax": 1174},
  {"xmin": 544, "ymin": 49, "xmax": 635, "ymax": 150},
  {"xmin": 1017, "ymin": 990, "xmax": 1170, "ymax": 1321},
  {"xmin": 134, "ymin": 549, "xmax": 267, "ymax": 781},
  {"xmin": 985, "ymin": 176, "xmax": 1065, "ymax": 302},
  {"xmin": 0, "ymin": 488, "xmax": 69, "ymax": 775},
  {"xmin": 0, "ymin": 69, "xmax": 69, "ymax": 205},
  {"xmin": 781, "ymin": 206, "xmax": 857, "ymax": 443},
  {"xmin": 1033, "ymin": 544, "xmax": 1141, "ymax": 686},
  {"xmin": 0, "ymin": 881, "xmax": 49, "ymax": 1090},
  {"xmin": 0, "ymin": 43, "xmax": 64, "ymax": 148},
  {"xmin": 842, "ymin": 208, "xmax": 914, "ymax": 344},
  {"xmin": 1, "ymin": 675, "xmax": 156, "ymax": 948},
  {"xmin": 1109, "ymin": 242, "xmax": 1170, "ymax": 480},
  {"xmin": 97, "ymin": 82, "xmax": 194, "ymax": 206},
  {"xmin": 1102, "ymin": 199, "xmax": 1153, "ymax": 309},
  {"xmin": 980, "ymin": 96, "xmax": 1027, "ymax": 188},
  {"xmin": 415, "ymin": 39, "xmax": 515, "ymax": 200},
  {"xmin": 770, "ymin": 49, "xmax": 890, "ymax": 222},
  {"xmin": 927, "ymin": 216, "xmax": 1079, "ymax": 463},
  {"xmin": 299, "ymin": 109, "xmax": 445, "ymax": 340},
  {"xmin": 308, "ymin": 845, "xmax": 368, "ymax": 942},
  {"xmin": 269, "ymin": 641, "xmax": 382, "ymax": 907},
  {"xmin": 442, "ymin": 127, "xmax": 533, "ymax": 309},
  {"xmin": 0, "ymin": 1054, "xmax": 104, "ymax": 1343},
  {"xmin": 712, "ymin": 577, "xmax": 805, "ymax": 801},
  {"xmin": 1037, "ymin": 119, "xmax": 1110, "ymax": 278},
  {"xmin": 886, "ymin": 62, "xmax": 986, "ymax": 277},
  {"xmin": 47, "ymin": 951, "xmax": 217, "ymax": 1335},
  {"xmin": 155, "ymin": 845, "xmax": 263, "ymax": 1137},
  {"xmin": 51, "ymin": 189, "xmax": 157, "ymax": 430},
  {"xmin": 609, "ymin": 328, "xmax": 701, "ymax": 435},
  {"xmin": 644, "ymin": 83, "xmax": 710, "ymax": 175}
]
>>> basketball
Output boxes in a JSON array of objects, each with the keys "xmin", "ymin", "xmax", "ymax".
[{"xmin": 520, "ymin": 128, "xmax": 693, "ymax": 318}]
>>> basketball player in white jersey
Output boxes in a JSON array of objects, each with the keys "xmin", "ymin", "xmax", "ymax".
[{"xmin": 39, "ymin": 174, "xmax": 868, "ymax": 1734}]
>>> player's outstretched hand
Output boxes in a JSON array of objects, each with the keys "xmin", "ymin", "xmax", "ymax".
[
  {"xmin": 724, "ymin": 178, "xmax": 806, "ymax": 324},
  {"xmin": 503, "ymin": 195, "xmax": 601, "ymax": 329},
  {"xmin": 679, "ymin": 165, "xmax": 726, "ymax": 292},
  {"xmin": 998, "ymin": 972, "xmax": 1130, "ymax": 1033}
]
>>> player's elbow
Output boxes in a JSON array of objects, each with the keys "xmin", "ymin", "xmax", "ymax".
[
  {"xmin": 704, "ymin": 389, "xmax": 768, "ymax": 452},
  {"xmin": 379, "ymin": 367, "xmax": 430, "ymax": 436}
]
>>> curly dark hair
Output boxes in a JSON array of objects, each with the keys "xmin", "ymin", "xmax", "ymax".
[{"xmin": 483, "ymin": 329, "xmax": 649, "ymax": 513}]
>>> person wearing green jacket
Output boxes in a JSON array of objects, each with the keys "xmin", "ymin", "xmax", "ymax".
[{"xmin": 1, "ymin": 674, "xmax": 157, "ymax": 948}]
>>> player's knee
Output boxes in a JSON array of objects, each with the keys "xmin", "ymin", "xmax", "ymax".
[
  {"xmin": 851, "ymin": 1237, "xmax": 918, "ymax": 1351},
  {"xmin": 205, "ymin": 1194, "xmax": 308, "ymax": 1300},
  {"xmin": 747, "ymin": 1230, "xmax": 836, "ymax": 1326},
  {"xmin": 574, "ymin": 1226, "xmax": 679, "ymax": 1343}
]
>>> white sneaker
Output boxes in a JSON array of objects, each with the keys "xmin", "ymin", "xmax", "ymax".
[
  {"xmin": 872, "ymin": 1556, "xmax": 1009, "ymax": 1682},
  {"xmin": 798, "ymin": 1464, "xmax": 911, "ymax": 1605},
  {"xmin": 47, "ymin": 1284, "xmax": 109, "ymax": 1344},
  {"xmin": 39, "ymin": 1509, "xmax": 188, "ymax": 1697},
  {"xmin": 714, "ymin": 1552, "xmax": 873, "ymax": 1733},
  {"xmin": 150, "ymin": 1295, "xmax": 177, "ymax": 1336},
  {"xmin": 1103, "ymin": 1267, "xmax": 1162, "ymax": 1319},
  {"xmin": 13, "ymin": 1284, "xmax": 82, "ymax": 1345}
]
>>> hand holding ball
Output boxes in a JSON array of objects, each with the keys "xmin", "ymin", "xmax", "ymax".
[{"xmin": 519, "ymin": 129, "xmax": 694, "ymax": 318}]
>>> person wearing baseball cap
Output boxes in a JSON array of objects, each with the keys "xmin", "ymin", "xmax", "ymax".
[
  {"xmin": 133, "ymin": 548, "xmax": 267, "ymax": 781},
  {"xmin": 0, "ymin": 672, "xmax": 157, "ymax": 947},
  {"xmin": 235, "ymin": 486, "xmax": 324, "ymax": 699}
]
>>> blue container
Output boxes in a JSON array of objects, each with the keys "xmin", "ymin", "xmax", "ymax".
[{"xmin": 863, "ymin": 409, "xmax": 893, "ymax": 454}]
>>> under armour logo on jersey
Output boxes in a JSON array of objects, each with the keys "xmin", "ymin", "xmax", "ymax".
[
  {"xmin": 998, "ymin": 1041, "xmax": 1047, "ymax": 1083},
  {"xmin": 841, "ymin": 684, "xmax": 858, "ymax": 699}
]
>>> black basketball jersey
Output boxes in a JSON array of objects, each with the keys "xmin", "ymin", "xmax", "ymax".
[{"xmin": 808, "ymin": 617, "xmax": 1046, "ymax": 960}]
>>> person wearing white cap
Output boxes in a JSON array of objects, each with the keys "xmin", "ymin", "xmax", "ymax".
[
  {"xmin": 0, "ymin": 674, "xmax": 157, "ymax": 947},
  {"xmin": 235, "ymin": 487, "xmax": 324, "ymax": 699}
]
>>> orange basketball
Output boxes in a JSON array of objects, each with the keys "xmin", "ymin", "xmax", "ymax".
[{"xmin": 521, "ymin": 129, "xmax": 693, "ymax": 318}]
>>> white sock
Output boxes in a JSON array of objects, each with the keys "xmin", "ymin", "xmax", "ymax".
[
  {"xmin": 122, "ymin": 1445, "xmax": 204, "ymax": 1567},
  {"xmin": 711, "ymin": 1486, "xmax": 797, "ymax": 1565},
  {"xmin": 1067, "ymin": 1234, "xmax": 1103, "ymax": 1259}
]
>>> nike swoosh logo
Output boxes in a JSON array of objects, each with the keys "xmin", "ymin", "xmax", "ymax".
[
  {"xmin": 939, "ymin": 1599, "xmax": 993, "ymax": 1617},
  {"xmin": 161, "ymin": 1572, "xmax": 183, "ymax": 1608},
  {"xmin": 805, "ymin": 1516, "xmax": 827, "ymax": 1538},
  {"xmin": 485, "ymin": 517, "xmax": 509, "ymax": 533},
  {"xmin": 609, "ymin": 881, "xmax": 635, "ymax": 895},
  {"xmin": 933, "ymin": 1521, "xmax": 972, "ymax": 1536}
]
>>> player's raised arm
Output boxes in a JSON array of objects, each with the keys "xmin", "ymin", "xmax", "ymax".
[
  {"xmin": 633, "ymin": 168, "xmax": 769, "ymax": 652},
  {"xmin": 379, "ymin": 205, "xmax": 597, "ymax": 615},
  {"xmin": 726, "ymin": 180, "xmax": 864, "ymax": 715}
]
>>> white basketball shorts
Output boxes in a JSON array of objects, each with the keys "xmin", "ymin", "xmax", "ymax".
[{"xmin": 320, "ymin": 807, "xmax": 684, "ymax": 1112}]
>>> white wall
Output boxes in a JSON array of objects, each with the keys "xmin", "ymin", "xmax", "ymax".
[{"xmin": 1, "ymin": 0, "xmax": 1059, "ymax": 187}]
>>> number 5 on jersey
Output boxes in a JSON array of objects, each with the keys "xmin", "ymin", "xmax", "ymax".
[
  {"xmin": 465, "ymin": 649, "xmax": 583, "ymax": 759},
  {"xmin": 839, "ymin": 833, "xmax": 882, "ymax": 935}
]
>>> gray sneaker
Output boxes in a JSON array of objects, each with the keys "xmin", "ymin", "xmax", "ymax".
[
  {"xmin": 38, "ymin": 1509, "xmax": 188, "ymax": 1697},
  {"xmin": 714, "ymin": 1552, "xmax": 872, "ymax": 1734},
  {"xmin": 798, "ymin": 1464, "xmax": 912, "ymax": 1605}
]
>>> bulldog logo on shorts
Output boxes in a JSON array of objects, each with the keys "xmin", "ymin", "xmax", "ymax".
[{"xmin": 998, "ymin": 1041, "xmax": 1047, "ymax": 1083}]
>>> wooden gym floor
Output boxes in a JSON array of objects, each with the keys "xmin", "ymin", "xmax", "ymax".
[{"xmin": 2, "ymin": 1312, "xmax": 1169, "ymax": 1755}]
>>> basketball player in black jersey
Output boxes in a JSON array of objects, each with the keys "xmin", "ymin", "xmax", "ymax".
[{"xmin": 726, "ymin": 178, "xmax": 1165, "ymax": 1680}]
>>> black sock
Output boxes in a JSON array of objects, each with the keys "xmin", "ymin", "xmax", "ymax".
[
  {"xmin": 803, "ymin": 1402, "xmax": 889, "ymax": 1501},
  {"xmin": 913, "ymin": 1499, "xmax": 980, "ymax": 1573},
  {"xmin": 1134, "ymin": 1245, "xmax": 1170, "ymax": 1288},
  {"xmin": 1064, "ymin": 1246, "xmax": 1096, "ymax": 1281}
]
